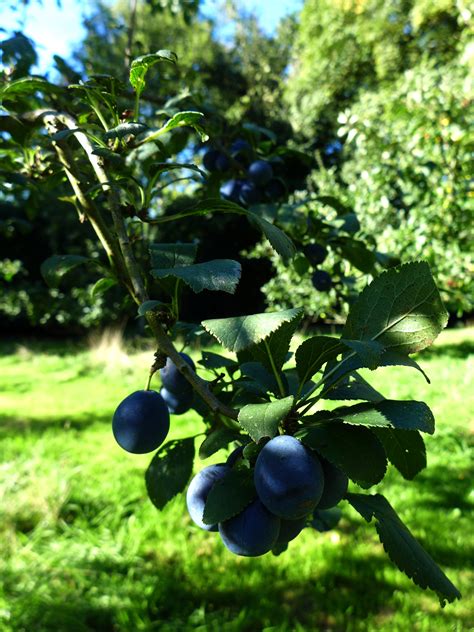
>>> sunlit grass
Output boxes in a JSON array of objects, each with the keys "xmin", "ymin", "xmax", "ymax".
[{"xmin": 0, "ymin": 328, "xmax": 472, "ymax": 631}]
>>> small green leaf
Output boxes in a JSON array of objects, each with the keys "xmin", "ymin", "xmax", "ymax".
[
  {"xmin": 152, "ymin": 259, "xmax": 241, "ymax": 294},
  {"xmin": 148, "ymin": 161, "xmax": 205, "ymax": 177},
  {"xmin": 199, "ymin": 428, "xmax": 240, "ymax": 460},
  {"xmin": 103, "ymin": 122, "xmax": 147, "ymax": 140},
  {"xmin": 0, "ymin": 76, "xmax": 62, "ymax": 98},
  {"xmin": 137, "ymin": 300, "xmax": 166, "ymax": 317},
  {"xmin": 238, "ymin": 396, "xmax": 294, "ymax": 442},
  {"xmin": 326, "ymin": 373, "xmax": 385, "ymax": 403},
  {"xmin": 91, "ymin": 277, "xmax": 117, "ymax": 298},
  {"xmin": 149, "ymin": 242, "xmax": 198, "ymax": 268},
  {"xmin": 347, "ymin": 493, "xmax": 461, "ymax": 605},
  {"xmin": 317, "ymin": 195, "xmax": 351, "ymax": 215},
  {"xmin": 203, "ymin": 308, "xmax": 302, "ymax": 354},
  {"xmin": 372, "ymin": 428, "xmax": 426, "ymax": 479},
  {"xmin": 297, "ymin": 422, "xmax": 387, "ymax": 488},
  {"xmin": 40, "ymin": 255, "xmax": 91, "ymax": 288},
  {"xmin": 310, "ymin": 400, "xmax": 435, "ymax": 434},
  {"xmin": 341, "ymin": 339, "xmax": 385, "ymax": 370},
  {"xmin": 51, "ymin": 128, "xmax": 82, "ymax": 141},
  {"xmin": 203, "ymin": 468, "xmax": 256, "ymax": 525},
  {"xmin": 248, "ymin": 211, "xmax": 296, "ymax": 262},
  {"xmin": 338, "ymin": 239, "xmax": 374, "ymax": 272},
  {"xmin": 295, "ymin": 336, "xmax": 343, "ymax": 385},
  {"xmin": 342, "ymin": 262, "xmax": 448, "ymax": 355},
  {"xmin": 144, "ymin": 111, "xmax": 208, "ymax": 143},
  {"xmin": 199, "ymin": 351, "xmax": 237, "ymax": 370},
  {"xmin": 130, "ymin": 50, "xmax": 178, "ymax": 96},
  {"xmin": 145, "ymin": 438, "xmax": 194, "ymax": 510},
  {"xmin": 311, "ymin": 507, "xmax": 342, "ymax": 532}
]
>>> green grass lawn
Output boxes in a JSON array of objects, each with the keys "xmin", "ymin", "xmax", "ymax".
[{"xmin": 0, "ymin": 329, "xmax": 473, "ymax": 631}]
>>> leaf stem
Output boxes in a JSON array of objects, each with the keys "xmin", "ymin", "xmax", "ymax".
[{"xmin": 264, "ymin": 339, "xmax": 286, "ymax": 397}]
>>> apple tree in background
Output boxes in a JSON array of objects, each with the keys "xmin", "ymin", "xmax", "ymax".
[{"xmin": 0, "ymin": 37, "xmax": 462, "ymax": 607}]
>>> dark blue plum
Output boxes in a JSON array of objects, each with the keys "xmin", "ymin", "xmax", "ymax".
[
  {"xmin": 160, "ymin": 386, "xmax": 193, "ymax": 415},
  {"xmin": 231, "ymin": 139, "xmax": 251, "ymax": 154},
  {"xmin": 248, "ymin": 160, "xmax": 273, "ymax": 186},
  {"xmin": 202, "ymin": 149, "xmax": 220, "ymax": 171},
  {"xmin": 265, "ymin": 178, "xmax": 286, "ymax": 201},
  {"xmin": 276, "ymin": 516, "xmax": 307, "ymax": 544},
  {"xmin": 304, "ymin": 243, "xmax": 328, "ymax": 266},
  {"xmin": 220, "ymin": 179, "xmax": 243, "ymax": 203},
  {"xmin": 215, "ymin": 152, "xmax": 230, "ymax": 171},
  {"xmin": 112, "ymin": 390, "xmax": 170, "ymax": 454},
  {"xmin": 186, "ymin": 463, "xmax": 229, "ymax": 531},
  {"xmin": 219, "ymin": 499, "xmax": 281, "ymax": 557},
  {"xmin": 317, "ymin": 456, "xmax": 348, "ymax": 510},
  {"xmin": 160, "ymin": 352, "xmax": 195, "ymax": 396},
  {"xmin": 239, "ymin": 180, "xmax": 260, "ymax": 205},
  {"xmin": 311, "ymin": 270, "xmax": 332, "ymax": 292},
  {"xmin": 254, "ymin": 435, "xmax": 324, "ymax": 519}
]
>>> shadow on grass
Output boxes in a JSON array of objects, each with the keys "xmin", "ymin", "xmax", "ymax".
[
  {"xmin": 0, "ymin": 412, "xmax": 109, "ymax": 437},
  {"xmin": 422, "ymin": 340, "xmax": 474, "ymax": 360}
]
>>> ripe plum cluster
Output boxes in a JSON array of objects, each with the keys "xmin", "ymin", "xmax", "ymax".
[{"xmin": 186, "ymin": 435, "xmax": 348, "ymax": 557}]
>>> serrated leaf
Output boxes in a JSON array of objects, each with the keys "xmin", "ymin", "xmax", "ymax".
[
  {"xmin": 240, "ymin": 309, "xmax": 303, "ymax": 374},
  {"xmin": 248, "ymin": 211, "xmax": 296, "ymax": 262},
  {"xmin": 203, "ymin": 468, "xmax": 256, "ymax": 524},
  {"xmin": 297, "ymin": 422, "xmax": 386, "ymax": 488},
  {"xmin": 341, "ymin": 339, "xmax": 385, "ymax": 370},
  {"xmin": 149, "ymin": 242, "xmax": 198, "ymax": 268},
  {"xmin": 40, "ymin": 255, "xmax": 91, "ymax": 288},
  {"xmin": 130, "ymin": 50, "xmax": 178, "ymax": 96},
  {"xmin": 238, "ymin": 396, "xmax": 294, "ymax": 442},
  {"xmin": 152, "ymin": 259, "xmax": 241, "ymax": 294},
  {"xmin": 296, "ymin": 336, "xmax": 344, "ymax": 384},
  {"xmin": 199, "ymin": 351, "xmax": 237, "ymax": 370},
  {"xmin": 347, "ymin": 493, "xmax": 461, "ymax": 605},
  {"xmin": 326, "ymin": 373, "xmax": 385, "ymax": 402},
  {"xmin": 91, "ymin": 277, "xmax": 117, "ymax": 298},
  {"xmin": 342, "ymin": 262, "xmax": 448, "ymax": 355},
  {"xmin": 137, "ymin": 300, "xmax": 166, "ymax": 317},
  {"xmin": 103, "ymin": 122, "xmax": 147, "ymax": 140},
  {"xmin": 203, "ymin": 308, "xmax": 302, "ymax": 354},
  {"xmin": 239, "ymin": 362, "xmax": 281, "ymax": 396},
  {"xmin": 145, "ymin": 438, "xmax": 194, "ymax": 510},
  {"xmin": 372, "ymin": 428, "xmax": 426, "ymax": 479},
  {"xmin": 199, "ymin": 428, "xmax": 240, "ymax": 460},
  {"xmin": 310, "ymin": 400, "xmax": 435, "ymax": 434}
]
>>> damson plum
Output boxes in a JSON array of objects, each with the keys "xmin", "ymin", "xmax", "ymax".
[
  {"xmin": 248, "ymin": 160, "xmax": 273, "ymax": 186},
  {"xmin": 239, "ymin": 180, "xmax": 260, "ymax": 205},
  {"xmin": 317, "ymin": 456, "xmax": 349, "ymax": 510},
  {"xmin": 186, "ymin": 464, "xmax": 229, "ymax": 531},
  {"xmin": 219, "ymin": 499, "xmax": 280, "ymax": 556},
  {"xmin": 304, "ymin": 243, "xmax": 328, "ymax": 266},
  {"xmin": 220, "ymin": 179, "xmax": 243, "ymax": 203},
  {"xmin": 160, "ymin": 352, "xmax": 195, "ymax": 396},
  {"xmin": 203, "ymin": 149, "xmax": 229, "ymax": 172},
  {"xmin": 112, "ymin": 390, "xmax": 170, "ymax": 454},
  {"xmin": 311, "ymin": 270, "xmax": 332, "ymax": 292},
  {"xmin": 254, "ymin": 435, "xmax": 324, "ymax": 519},
  {"xmin": 160, "ymin": 386, "xmax": 193, "ymax": 415}
]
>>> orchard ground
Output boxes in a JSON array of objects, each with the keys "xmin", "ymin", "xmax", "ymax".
[{"xmin": 0, "ymin": 328, "xmax": 472, "ymax": 631}]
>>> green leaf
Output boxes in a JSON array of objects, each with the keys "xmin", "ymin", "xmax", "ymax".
[
  {"xmin": 338, "ymin": 239, "xmax": 375, "ymax": 272},
  {"xmin": 199, "ymin": 351, "xmax": 237, "ymax": 370},
  {"xmin": 202, "ymin": 308, "xmax": 302, "ymax": 354},
  {"xmin": 311, "ymin": 400, "xmax": 435, "ymax": 434},
  {"xmin": 145, "ymin": 438, "xmax": 194, "ymax": 510},
  {"xmin": 91, "ymin": 147, "xmax": 125, "ymax": 165},
  {"xmin": 199, "ymin": 428, "xmax": 240, "ymax": 460},
  {"xmin": 297, "ymin": 423, "xmax": 386, "ymax": 488},
  {"xmin": 137, "ymin": 300, "xmax": 166, "ymax": 317},
  {"xmin": 295, "ymin": 336, "xmax": 343, "ymax": 384},
  {"xmin": 325, "ymin": 373, "xmax": 385, "ymax": 403},
  {"xmin": 144, "ymin": 111, "xmax": 208, "ymax": 143},
  {"xmin": 203, "ymin": 468, "xmax": 256, "ymax": 525},
  {"xmin": 129, "ymin": 50, "xmax": 178, "ymax": 96},
  {"xmin": 240, "ymin": 362, "xmax": 280, "ymax": 395},
  {"xmin": 151, "ymin": 259, "xmax": 241, "ymax": 294},
  {"xmin": 238, "ymin": 396, "xmax": 294, "ymax": 442},
  {"xmin": 40, "ymin": 255, "xmax": 91, "ymax": 288},
  {"xmin": 372, "ymin": 428, "xmax": 426, "ymax": 480},
  {"xmin": 0, "ymin": 76, "xmax": 61, "ymax": 98},
  {"xmin": 341, "ymin": 339, "xmax": 385, "ymax": 370},
  {"xmin": 317, "ymin": 195, "xmax": 351, "ymax": 215},
  {"xmin": 50, "ymin": 128, "xmax": 82, "ymax": 141},
  {"xmin": 149, "ymin": 242, "xmax": 198, "ymax": 269},
  {"xmin": 311, "ymin": 507, "xmax": 342, "ymax": 532},
  {"xmin": 239, "ymin": 309, "xmax": 303, "ymax": 374},
  {"xmin": 342, "ymin": 262, "xmax": 448, "ymax": 355},
  {"xmin": 347, "ymin": 493, "xmax": 461, "ymax": 605},
  {"xmin": 103, "ymin": 122, "xmax": 148, "ymax": 140},
  {"xmin": 90, "ymin": 277, "xmax": 117, "ymax": 298},
  {"xmin": 148, "ymin": 161, "xmax": 205, "ymax": 178},
  {"xmin": 248, "ymin": 211, "xmax": 296, "ymax": 262}
]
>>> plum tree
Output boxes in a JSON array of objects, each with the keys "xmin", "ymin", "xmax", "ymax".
[
  {"xmin": 254, "ymin": 435, "xmax": 325, "ymax": 519},
  {"xmin": 218, "ymin": 499, "xmax": 281, "ymax": 556},
  {"xmin": 160, "ymin": 352, "xmax": 195, "ymax": 395},
  {"xmin": 248, "ymin": 159, "xmax": 273, "ymax": 185},
  {"xmin": 112, "ymin": 390, "xmax": 170, "ymax": 454},
  {"xmin": 317, "ymin": 456, "xmax": 349, "ymax": 510},
  {"xmin": 311, "ymin": 270, "xmax": 332, "ymax": 292},
  {"xmin": 160, "ymin": 386, "xmax": 193, "ymax": 415},
  {"xmin": 186, "ymin": 463, "xmax": 230, "ymax": 531}
]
